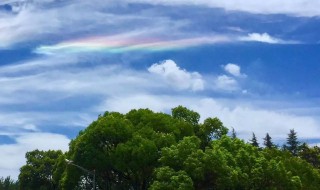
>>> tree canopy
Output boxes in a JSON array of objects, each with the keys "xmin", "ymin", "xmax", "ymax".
[{"xmin": 14, "ymin": 106, "xmax": 320, "ymax": 190}]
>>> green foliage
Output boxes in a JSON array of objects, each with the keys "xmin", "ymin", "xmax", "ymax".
[
  {"xmin": 16, "ymin": 106, "xmax": 320, "ymax": 190},
  {"xmin": 299, "ymin": 143, "xmax": 320, "ymax": 169},
  {"xmin": 171, "ymin": 106, "xmax": 200, "ymax": 127},
  {"xmin": 285, "ymin": 129, "xmax": 300, "ymax": 156},
  {"xmin": 231, "ymin": 128, "xmax": 237, "ymax": 139},
  {"xmin": 197, "ymin": 117, "xmax": 228, "ymax": 148},
  {"xmin": 150, "ymin": 167, "xmax": 193, "ymax": 190},
  {"xmin": 0, "ymin": 176, "xmax": 18, "ymax": 190},
  {"xmin": 18, "ymin": 149, "xmax": 63, "ymax": 190},
  {"xmin": 60, "ymin": 108, "xmax": 200, "ymax": 189},
  {"xmin": 263, "ymin": 133, "xmax": 275, "ymax": 149},
  {"xmin": 250, "ymin": 132, "xmax": 259, "ymax": 148}
]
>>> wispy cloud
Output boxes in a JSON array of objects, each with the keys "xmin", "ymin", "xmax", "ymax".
[
  {"xmin": 239, "ymin": 33, "xmax": 298, "ymax": 44},
  {"xmin": 125, "ymin": 0, "xmax": 320, "ymax": 17},
  {"xmin": 34, "ymin": 35, "xmax": 231, "ymax": 55}
]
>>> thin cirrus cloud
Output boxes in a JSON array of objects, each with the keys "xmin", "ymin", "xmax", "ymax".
[
  {"xmin": 1, "ymin": 0, "xmax": 304, "ymax": 50},
  {"xmin": 0, "ymin": 0, "xmax": 190, "ymax": 48},
  {"xmin": 34, "ymin": 33, "xmax": 294, "ymax": 56},
  {"xmin": 125, "ymin": 0, "xmax": 320, "ymax": 17},
  {"xmin": 35, "ymin": 35, "xmax": 231, "ymax": 55}
]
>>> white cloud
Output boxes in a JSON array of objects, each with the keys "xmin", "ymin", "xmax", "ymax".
[
  {"xmin": 0, "ymin": 5, "xmax": 61, "ymax": 48},
  {"xmin": 148, "ymin": 60, "xmax": 204, "ymax": 91},
  {"xmin": 223, "ymin": 63, "xmax": 246, "ymax": 77},
  {"xmin": 0, "ymin": 132, "xmax": 69, "ymax": 179},
  {"xmin": 191, "ymin": 99, "xmax": 320, "ymax": 141},
  {"xmin": 215, "ymin": 75, "xmax": 238, "ymax": 91},
  {"xmin": 125, "ymin": 0, "xmax": 320, "ymax": 17},
  {"xmin": 0, "ymin": 0, "xmax": 192, "ymax": 48},
  {"xmin": 99, "ymin": 94, "xmax": 320, "ymax": 142},
  {"xmin": 0, "ymin": 55, "xmax": 79, "ymax": 75},
  {"xmin": 240, "ymin": 33, "xmax": 283, "ymax": 44}
]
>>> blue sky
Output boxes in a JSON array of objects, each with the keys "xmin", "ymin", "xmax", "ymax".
[{"xmin": 1, "ymin": 0, "xmax": 320, "ymax": 178}]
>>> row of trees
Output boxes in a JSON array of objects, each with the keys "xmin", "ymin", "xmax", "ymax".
[
  {"xmin": 5, "ymin": 106, "xmax": 320, "ymax": 189},
  {"xmin": 250, "ymin": 130, "xmax": 301, "ymax": 154},
  {"xmin": 0, "ymin": 177, "xmax": 18, "ymax": 190}
]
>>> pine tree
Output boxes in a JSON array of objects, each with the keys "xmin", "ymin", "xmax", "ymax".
[
  {"xmin": 231, "ymin": 128, "xmax": 237, "ymax": 139},
  {"xmin": 263, "ymin": 133, "xmax": 274, "ymax": 148},
  {"xmin": 250, "ymin": 132, "xmax": 259, "ymax": 148},
  {"xmin": 286, "ymin": 129, "xmax": 300, "ymax": 156}
]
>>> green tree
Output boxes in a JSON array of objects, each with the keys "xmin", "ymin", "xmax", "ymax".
[
  {"xmin": 250, "ymin": 132, "xmax": 259, "ymax": 148},
  {"xmin": 197, "ymin": 117, "xmax": 228, "ymax": 148},
  {"xmin": 263, "ymin": 133, "xmax": 275, "ymax": 149},
  {"xmin": 0, "ymin": 176, "xmax": 19, "ymax": 190},
  {"xmin": 299, "ymin": 143, "xmax": 320, "ymax": 169},
  {"xmin": 150, "ymin": 167, "xmax": 193, "ymax": 190},
  {"xmin": 19, "ymin": 149, "xmax": 63, "ymax": 190},
  {"xmin": 21, "ymin": 106, "xmax": 320, "ymax": 190},
  {"xmin": 231, "ymin": 128, "xmax": 237, "ymax": 139},
  {"xmin": 285, "ymin": 129, "xmax": 300, "ymax": 156},
  {"xmin": 171, "ymin": 106, "xmax": 200, "ymax": 127},
  {"xmin": 60, "ymin": 108, "xmax": 197, "ymax": 190}
]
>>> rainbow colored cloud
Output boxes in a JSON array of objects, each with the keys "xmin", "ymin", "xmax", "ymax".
[{"xmin": 35, "ymin": 35, "xmax": 230, "ymax": 55}]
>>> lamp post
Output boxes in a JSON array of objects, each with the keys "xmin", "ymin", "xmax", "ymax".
[{"xmin": 65, "ymin": 159, "xmax": 96, "ymax": 190}]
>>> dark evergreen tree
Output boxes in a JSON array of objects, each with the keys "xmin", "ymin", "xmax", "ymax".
[
  {"xmin": 250, "ymin": 132, "xmax": 259, "ymax": 148},
  {"xmin": 286, "ymin": 129, "xmax": 300, "ymax": 156},
  {"xmin": 263, "ymin": 133, "xmax": 274, "ymax": 148},
  {"xmin": 231, "ymin": 128, "xmax": 237, "ymax": 139}
]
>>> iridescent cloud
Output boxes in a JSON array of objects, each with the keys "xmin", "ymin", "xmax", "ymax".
[{"xmin": 35, "ymin": 35, "xmax": 231, "ymax": 54}]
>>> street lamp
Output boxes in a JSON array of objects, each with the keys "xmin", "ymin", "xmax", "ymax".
[{"xmin": 65, "ymin": 159, "xmax": 96, "ymax": 190}]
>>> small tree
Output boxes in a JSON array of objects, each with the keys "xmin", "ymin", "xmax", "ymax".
[
  {"xmin": 286, "ymin": 129, "xmax": 300, "ymax": 156},
  {"xmin": 231, "ymin": 128, "xmax": 237, "ymax": 139},
  {"xmin": 19, "ymin": 149, "xmax": 63, "ymax": 190},
  {"xmin": 263, "ymin": 133, "xmax": 274, "ymax": 149},
  {"xmin": 250, "ymin": 132, "xmax": 259, "ymax": 148}
]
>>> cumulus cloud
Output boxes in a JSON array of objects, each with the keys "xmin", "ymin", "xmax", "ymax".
[
  {"xmin": 0, "ymin": 132, "xmax": 69, "ymax": 179},
  {"xmin": 148, "ymin": 60, "xmax": 204, "ymax": 91},
  {"xmin": 223, "ymin": 63, "xmax": 246, "ymax": 78}
]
